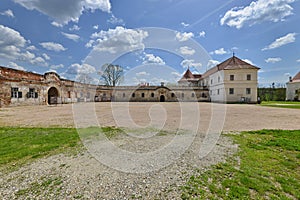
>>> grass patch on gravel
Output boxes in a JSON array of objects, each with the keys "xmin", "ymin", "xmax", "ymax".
[
  {"xmin": 181, "ymin": 129, "xmax": 300, "ymax": 199},
  {"xmin": 0, "ymin": 127, "xmax": 81, "ymax": 169},
  {"xmin": 0, "ymin": 126, "xmax": 178, "ymax": 170},
  {"xmin": 260, "ymin": 101, "xmax": 300, "ymax": 109},
  {"xmin": 16, "ymin": 176, "xmax": 64, "ymax": 197}
]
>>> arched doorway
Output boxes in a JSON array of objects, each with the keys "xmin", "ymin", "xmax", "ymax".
[
  {"xmin": 48, "ymin": 87, "xmax": 59, "ymax": 105},
  {"xmin": 160, "ymin": 95, "xmax": 165, "ymax": 102}
]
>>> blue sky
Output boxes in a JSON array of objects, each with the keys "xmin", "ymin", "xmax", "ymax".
[{"xmin": 0, "ymin": 0, "xmax": 299, "ymax": 86}]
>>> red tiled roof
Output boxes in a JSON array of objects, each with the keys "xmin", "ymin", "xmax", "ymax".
[
  {"xmin": 178, "ymin": 68, "xmax": 200, "ymax": 82},
  {"xmin": 182, "ymin": 68, "xmax": 194, "ymax": 79},
  {"xmin": 292, "ymin": 71, "xmax": 300, "ymax": 82},
  {"xmin": 193, "ymin": 74, "xmax": 202, "ymax": 78},
  {"xmin": 202, "ymin": 56, "xmax": 260, "ymax": 78}
]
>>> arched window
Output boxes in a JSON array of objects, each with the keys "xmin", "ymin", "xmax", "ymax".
[
  {"xmin": 141, "ymin": 93, "xmax": 145, "ymax": 98},
  {"xmin": 123, "ymin": 93, "xmax": 125, "ymax": 98},
  {"xmin": 132, "ymin": 93, "xmax": 135, "ymax": 98},
  {"xmin": 151, "ymin": 93, "xmax": 154, "ymax": 97},
  {"xmin": 191, "ymin": 93, "xmax": 195, "ymax": 98},
  {"xmin": 171, "ymin": 93, "xmax": 175, "ymax": 98}
]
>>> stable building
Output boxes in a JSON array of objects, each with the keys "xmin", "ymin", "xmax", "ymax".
[{"xmin": 0, "ymin": 55, "xmax": 260, "ymax": 107}]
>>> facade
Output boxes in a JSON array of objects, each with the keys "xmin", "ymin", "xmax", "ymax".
[
  {"xmin": 286, "ymin": 71, "xmax": 300, "ymax": 101},
  {"xmin": 178, "ymin": 56, "xmax": 260, "ymax": 103},
  {"xmin": 0, "ymin": 66, "xmax": 98, "ymax": 107},
  {"xmin": 0, "ymin": 56, "xmax": 260, "ymax": 107}
]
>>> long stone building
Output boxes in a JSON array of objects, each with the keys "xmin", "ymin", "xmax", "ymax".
[
  {"xmin": 286, "ymin": 71, "xmax": 300, "ymax": 101},
  {"xmin": 0, "ymin": 55, "xmax": 260, "ymax": 107}
]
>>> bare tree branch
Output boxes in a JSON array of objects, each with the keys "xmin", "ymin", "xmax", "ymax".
[{"xmin": 100, "ymin": 64, "xmax": 123, "ymax": 86}]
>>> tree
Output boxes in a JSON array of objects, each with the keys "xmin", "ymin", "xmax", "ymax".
[
  {"xmin": 77, "ymin": 73, "xmax": 93, "ymax": 84},
  {"xmin": 99, "ymin": 64, "xmax": 123, "ymax": 86}
]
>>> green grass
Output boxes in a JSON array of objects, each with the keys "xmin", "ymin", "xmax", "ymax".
[
  {"xmin": 0, "ymin": 127, "xmax": 81, "ymax": 169},
  {"xmin": 16, "ymin": 176, "xmax": 64, "ymax": 197},
  {"xmin": 260, "ymin": 101, "xmax": 300, "ymax": 109},
  {"xmin": 0, "ymin": 126, "xmax": 177, "ymax": 170},
  {"xmin": 181, "ymin": 130, "xmax": 300, "ymax": 199}
]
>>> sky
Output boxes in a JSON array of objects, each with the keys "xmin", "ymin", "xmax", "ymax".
[{"xmin": 0, "ymin": 0, "xmax": 300, "ymax": 86}]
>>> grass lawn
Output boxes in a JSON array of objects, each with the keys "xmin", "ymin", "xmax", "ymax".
[
  {"xmin": 1, "ymin": 127, "xmax": 299, "ymax": 199},
  {"xmin": 0, "ymin": 127, "xmax": 81, "ymax": 169},
  {"xmin": 181, "ymin": 130, "xmax": 300, "ymax": 199},
  {"xmin": 0, "ymin": 126, "xmax": 126, "ymax": 170},
  {"xmin": 260, "ymin": 101, "xmax": 300, "ymax": 109}
]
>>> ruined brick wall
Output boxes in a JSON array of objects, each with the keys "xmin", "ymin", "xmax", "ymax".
[{"xmin": 0, "ymin": 67, "xmax": 46, "ymax": 107}]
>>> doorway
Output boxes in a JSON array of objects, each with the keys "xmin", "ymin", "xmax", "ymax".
[
  {"xmin": 160, "ymin": 95, "xmax": 165, "ymax": 102},
  {"xmin": 48, "ymin": 87, "xmax": 59, "ymax": 105}
]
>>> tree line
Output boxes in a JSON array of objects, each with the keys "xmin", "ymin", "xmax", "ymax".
[{"xmin": 258, "ymin": 83, "xmax": 286, "ymax": 101}]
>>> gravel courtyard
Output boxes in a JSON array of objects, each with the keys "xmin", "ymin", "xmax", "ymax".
[{"xmin": 0, "ymin": 103, "xmax": 299, "ymax": 199}]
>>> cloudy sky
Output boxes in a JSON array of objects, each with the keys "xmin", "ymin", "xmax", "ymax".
[{"xmin": 0, "ymin": 0, "xmax": 299, "ymax": 86}]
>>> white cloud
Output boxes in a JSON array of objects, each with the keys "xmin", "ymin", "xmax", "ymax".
[
  {"xmin": 243, "ymin": 59, "xmax": 254, "ymax": 65},
  {"xmin": 40, "ymin": 42, "xmax": 67, "ymax": 52},
  {"xmin": 199, "ymin": 31, "xmax": 206, "ymax": 37},
  {"xmin": 0, "ymin": 25, "xmax": 26, "ymax": 59},
  {"xmin": 171, "ymin": 71, "xmax": 181, "ymax": 78},
  {"xmin": 66, "ymin": 63, "xmax": 96, "ymax": 75},
  {"xmin": 50, "ymin": 64, "xmax": 64, "ymax": 70},
  {"xmin": 107, "ymin": 14, "xmax": 124, "ymax": 25},
  {"xmin": 18, "ymin": 51, "xmax": 48, "ymax": 66},
  {"xmin": 220, "ymin": 0, "xmax": 295, "ymax": 29},
  {"xmin": 91, "ymin": 26, "xmax": 148, "ymax": 53},
  {"xmin": 179, "ymin": 46, "xmax": 195, "ymax": 56},
  {"xmin": 31, "ymin": 56, "xmax": 48, "ymax": 66},
  {"xmin": 69, "ymin": 25, "xmax": 80, "ymax": 31},
  {"xmin": 0, "ymin": 9, "xmax": 14, "ymax": 18},
  {"xmin": 297, "ymin": 59, "xmax": 300, "ymax": 62},
  {"xmin": 142, "ymin": 53, "xmax": 165, "ymax": 65},
  {"xmin": 181, "ymin": 22, "xmax": 190, "ymax": 27},
  {"xmin": 13, "ymin": 0, "xmax": 111, "ymax": 26},
  {"xmin": 207, "ymin": 59, "xmax": 220, "ymax": 69},
  {"xmin": 262, "ymin": 33, "xmax": 296, "ymax": 51},
  {"xmin": 136, "ymin": 71, "xmax": 150, "ymax": 76},
  {"xmin": 0, "ymin": 26, "xmax": 49, "ymax": 66},
  {"xmin": 27, "ymin": 45, "xmax": 37, "ymax": 51},
  {"xmin": 211, "ymin": 48, "xmax": 227, "ymax": 55},
  {"xmin": 7, "ymin": 62, "xmax": 25, "ymax": 71},
  {"xmin": 42, "ymin": 53, "xmax": 51, "ymax": 60},
  {"xmin": 61, "ymin": 32, "xmax": 80, "ymax": 42},
  {"xmin": 85, "ymin": 40, "xmax": 95, "ymax": 48},
  {"xmin": 181, "ymin": 59, "xmax": 202, "ymax": 68},
  {"xmin": 149, "ymin": 77, "xmax": 168, "ymax": 85},
  {"xmin": 265, "ymin": 57, "xmax": 282, "ymax": 63},
  {"xmin": 93, "ymin": 25, "xmax": 99, "ymax": 30},
  {"xmin": 176, "ymin": 32, "xmax": 194, "ymax": 42}
]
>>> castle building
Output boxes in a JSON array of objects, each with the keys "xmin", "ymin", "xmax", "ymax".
[
  {"xmin": 0, "ymin": 56, "xmax": 260, "ymax": 107},
  {"xmin": 178, "ymin": 56, "xmax": 260, "ymax": 103},
  {"xmin": 286, "ymin": 71, "xmax": 300, "ymax": 101}
]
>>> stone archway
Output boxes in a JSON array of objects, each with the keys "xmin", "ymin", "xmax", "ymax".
[
  {"xmin": 48, "ymin": 87, "xmax": 59, "ymax": 105},
  {"xmin": 160, "ymin": 95, "xmax": 165, "ymax": 102}
]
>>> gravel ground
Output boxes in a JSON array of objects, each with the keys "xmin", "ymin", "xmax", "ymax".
[{"xmin": 0, "ymin": 102, "xmax": 299, "ymax": 199}]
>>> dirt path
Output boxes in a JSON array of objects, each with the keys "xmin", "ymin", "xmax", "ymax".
[
  {"xmin": 0, "ymin": 102, "xmax": 299, "ymax": 131},
  {"xmin": 0, "ymin": 103, "xmax": 299, "ymax": 199}
]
